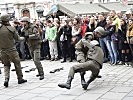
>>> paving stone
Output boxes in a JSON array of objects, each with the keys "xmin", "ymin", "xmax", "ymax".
[
  {"xmin": 3, "ymin": 89, "xmax": 28, "ymax": 96},
  {"xmin": 30, "ymin": 96, "xmax": 50, "ymax": 100},
  {"xmin": 110, "ymin": 86, "xmax": 133, "ymax": 93},
  {"xmin": 100, "ymin": 91, "xmax": 127, "ymax": 100},
  {"xmin": 0, "ymin": 94, "xmax": 13, "ymax": 100},
  {"xmin": 62, "ymin": 88, "xmax": 86, "ymax": 96},
  {"xmin": 40, "ymin": 82, "xmax": 58, "ymax": 88},
  {"xmin": 85, "ymin": 86, "xmax": 113, "ymax": 94},
  {"xmin": 18, "ymin": 83, "xmax": 43, "ymax": 90},
  {"xmin": 10, "ymin": 92, "xmax": 38, "ymax": 100},
  {"xmin": 122, "ymin": 96, "xmax": 133, "ymax": 100},
  {"xmin": 51, "ymin": 94, "xmax": 77, "ymax": 100},
  {"xmin": 28, "ymin": 87, "xmax": 52, "ymax": 94},
  {"xmin": 126, "ymin": 90, "xmax": 133, "ymax": 96},
  {"xmin": 38, "ymin": 90, "xmax": 64, "ymax": 98},
  {"xmin": 75, "ymin": 93, "xmax": 103, "ymax": 100}
]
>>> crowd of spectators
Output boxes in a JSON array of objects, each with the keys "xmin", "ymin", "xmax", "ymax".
[{"xmin": 8, "ymin": 10, "xmax": 133, "ymax": 67}]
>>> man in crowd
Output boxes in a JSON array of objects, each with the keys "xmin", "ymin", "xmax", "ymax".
[{"xmin": 0, "ymin": 14, "xmax": 27, "ymax": 87}]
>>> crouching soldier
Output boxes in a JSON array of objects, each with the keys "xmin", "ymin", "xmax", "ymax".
[
  {"xmin": 58, "ymin": 27, "xmax": 105, "ymax": 90},
  {"xmin": 0, "ymin": 14, "xmax": 27, "ymax": 87},
  {"xmin": 76, "ymin": 32, "xmax": 94, "ymax": 63}
]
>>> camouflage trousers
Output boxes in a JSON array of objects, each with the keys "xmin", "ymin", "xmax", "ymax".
[
  {"xmin": 29, "ymin": 47, "xmax": 44, "ymax": 76},
  {"xmin": 1, "ymin": 50, "xmax": 23, "ymax": 80},
  {"xmin": 68, "ymin": 60, "xmax": 100, "ymax": 79}
]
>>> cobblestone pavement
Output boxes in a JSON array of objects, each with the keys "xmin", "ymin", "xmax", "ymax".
[{"xmin": 0, "ymin": 60, "xmax": 133, "ymax": 100}]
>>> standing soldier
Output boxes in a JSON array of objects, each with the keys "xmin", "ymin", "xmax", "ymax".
[
  {"xmin": 0, "ymin": 14, "xmax": 27, "ymax": 87},
  {"xmin": 21, "ymin": 17, "xmax": 44, "ymax": 80}
]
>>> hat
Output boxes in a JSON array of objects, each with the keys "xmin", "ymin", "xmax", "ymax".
[
  {"xmin": 21, "ymin": 17, "xmax": 30, "ymax": 23},
  {"xmin": 94, "ymin": 26, "xmax": 105, "ymax": 35},
  {"xmin": 85, "ymin": 32, "xmax": 93, "ymax": 36},
  {"xmin": 125, "ymin": 10, "xmax": 132, "ymax": 14},
  {"xmin": 84, "ymin": 32, "xmax": 94, "ymax": 40}
]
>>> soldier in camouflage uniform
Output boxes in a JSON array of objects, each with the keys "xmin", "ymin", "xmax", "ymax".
[
  {"xmin": 0, "ymin": 14, "xmax": 27, "ymax": 87},
  {"xmin": 21, "ymin": 17, "xmax": 44, "ymax": 80},
  {"xmin": 0, "ymin": 51, "xmax": 1, "ymax": 74},
  {"xmin": 58, "ymin": 27, "xmax": 105, "ymax": 90}
]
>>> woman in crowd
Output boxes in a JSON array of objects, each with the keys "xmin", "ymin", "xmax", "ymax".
[
  {"xmin": 97, "ymin": 13, "xmax": 108, "ymax": 63},
  {"xmin": 71, "ymin": 17, "xmax": 82, "ymax": 62},
  {"xmin": 88, "ymin": 16, "xmax": 97, "ymax": 32},
  {"xmin": 118, "ymin": 18, "xmax": 130, "ymax": 65},
  {"xmin": 126, "ymin": 18, "xmax": 133, "ymax": 67},
  {"xmin": 54, "ymin": 19, "xmax": 62, "ymax": 60},
  {"xmin": 104, "ymin": 16, "xmax": 116, "ymax": 65},
  {"xmin": 59, "ymin": 19, "xmax": 72, "ymax": 63},
  {"xmin": 81, "ymin": 15, "xmax": 89, "ymax": 38}
]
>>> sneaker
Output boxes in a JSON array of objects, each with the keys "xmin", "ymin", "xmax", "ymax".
[
  {"xmin": 18, "ymin": 79, "xmax": 27, "ymax": 84},
  {"xmin": 54, "ymin": 58, "xmax": 58, "ymax": 61},
  {"xmin": 51, "ymin": 58, "xmax": 54, "ymax": 61}
]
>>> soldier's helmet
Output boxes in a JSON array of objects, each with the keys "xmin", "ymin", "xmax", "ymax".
[
  {"xmin": 85, "ymin": 32, "xmax": 93, "ymax": 37},
  {"xmin": 90, "ymin": 40, "xmax": 99, "ymax": 46},
  {"xmin": 21, "ymin": 17, "xmax": 30, "ymax": 23},
  {"xmin": 0, "ymin": 14, "xmax": 10, "ymax": 22},
  {"xmin": 94, "ymin": 26, "xmax": 105, "ymax": 36},
  {"xmin": 84, "ymin": 32, "xmax": 94, "ymax": 40}
]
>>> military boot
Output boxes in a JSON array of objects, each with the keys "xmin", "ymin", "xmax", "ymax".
[
  {"xmin": 18, "ymin": 79, "xmax": 27, "ymax": 84},
  {"xmin": 39, "ymin": 75, "xmax": 44, "ymax": 80},
  {"xmin": 83, "ymin": 76, "xmax": 97, "ymax": 90},
  {"xmin": 58, "ymin": 77, "xmax": 73, "ymax": 89},
  {"xmin": 4, "ymin": 78, "xmax": 9, "ymax": 87},
  {"xmin": 80, "ymin": 72, "xmax": 87, "ymax": 89}
]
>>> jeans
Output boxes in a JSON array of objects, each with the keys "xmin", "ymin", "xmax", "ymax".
[
  {"xmin": 105, "ymin": 40, "xmax": 115, "ymax": 64},
  {"xmin": 99, "ymin": 38, "xmax": 108, "ymax": 62},
  {"xmin": 111, "ymin": 41, "xmax": 119, "ymax": 64}
]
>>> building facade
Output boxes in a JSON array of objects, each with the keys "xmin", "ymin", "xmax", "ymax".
[{"xmin": 0, "ymin": 0, "xmax": 132, "ymax": 19}]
